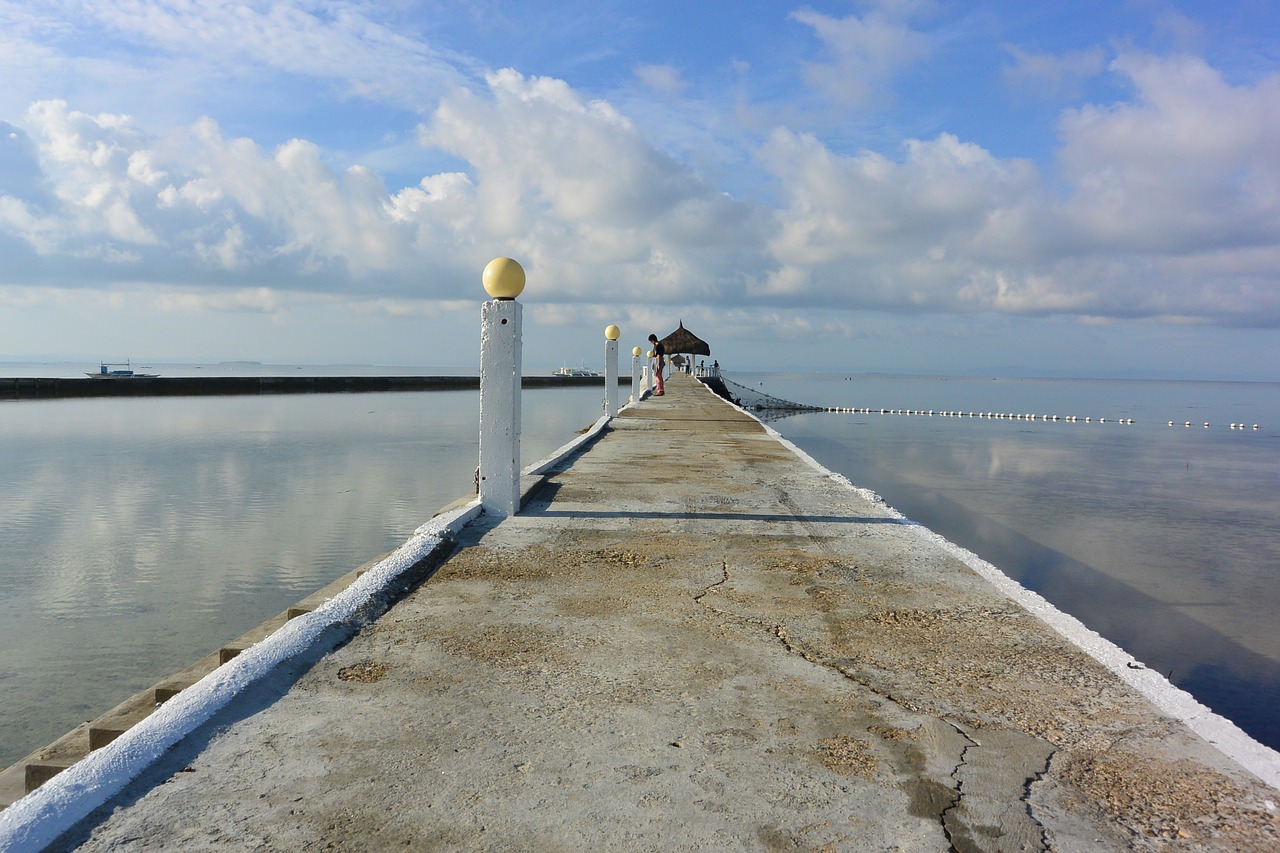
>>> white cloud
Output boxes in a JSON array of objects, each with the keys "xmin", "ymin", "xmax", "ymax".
[
  {"xmin": 420, "ymin": 69, "xmax": 764, "ymax": 301},
  {"xmin": 761, "ymin": 128, "xmax": 1044, "ymax": 307},
  {"xmin": 152, "ymin": 286, "xmax": 284, "ymax": 314},
  {"xmin": 54, "ymin": 0, "xmax": 467, "ymax": 110},
  {"xmin": 759, "ymin": 50, "xmax": 1280, "ymax": 326},
  {"xmin": 1059, "ymin": 53, "xmax": 1280, "ymax": 251},
  {"xmin": 0, "ymin": 195, "xmax": 61, "ymax": 254},
  {"xmin": 193, "ymin": 221, "xmax": 247, "ymax": 271},
  {"xmin": 2, "ymin": 46, "xmax": 1278, "ymax": 338},
  {"xmin": 14, "ymin": 100, "xmax": 162, "ymax": 246},
  {"xmin": 1002, "ymin": 45, "xmax": 1106, "ymax": 100},
  {"xmin": 634, "ymin": 64, "xmax": 688, "ymax": 97},
  {"xmin": 790, "ymin": 3, "xmax": 931, "ymax": 109}
]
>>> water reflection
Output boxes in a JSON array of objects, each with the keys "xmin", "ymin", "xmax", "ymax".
[{"xmin": 0, "ymin": 387, "xmax": 604, "ymax": 767}]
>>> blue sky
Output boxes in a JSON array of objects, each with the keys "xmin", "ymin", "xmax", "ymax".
[{"xmin": 1, "ymin": 1, "xmax": 1278, "ymax": 378}]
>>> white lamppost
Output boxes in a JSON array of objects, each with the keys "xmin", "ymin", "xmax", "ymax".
[
  {"xmin": 631, "ymin": 346, "xmax": 642, "ymax": 404},
  {"xmin": 478, "ymin": 257, "xmax": 525, "ymax": 518},
  {"xmin": 604, "ymin": 324, "xmax": 620, "ymax": 416}
]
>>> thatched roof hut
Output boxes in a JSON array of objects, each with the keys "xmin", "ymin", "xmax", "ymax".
[{"xmin": 659, "ymin": 321, "xmax": 710, "ymax": 357}]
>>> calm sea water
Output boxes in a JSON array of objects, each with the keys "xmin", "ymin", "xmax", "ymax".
[
  {"xmin": 0, "ymin": 383, "xmax": 608, "ymax": 768},
  {"xmin": 739, "ymin": 372, "xmax": 1280, "ymax": 751}
]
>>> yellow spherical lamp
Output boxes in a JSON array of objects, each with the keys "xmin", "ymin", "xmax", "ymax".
[
  {"xmin": 604, "ymin": 324, "xmax": 621, "ymax": 341},
  {"xmin": 647, "ymin": 350, "xmax": 655, "ymax": 358},
  {"xmin": 632, "ymin": 346, "xmax": 642, "ymax": 357},
  {"xmin": 482, "ymin": 257, "xmax": 526, "ymax": 300}
]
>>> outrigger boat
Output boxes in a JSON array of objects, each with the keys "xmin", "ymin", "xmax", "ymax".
[{"xmin": 86, "ymin": 360, "xmax": 159, "ymax": 379}]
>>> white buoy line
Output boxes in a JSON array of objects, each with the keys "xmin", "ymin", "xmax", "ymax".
[
  {"xmin": 1166, "ymin": 421, "xmax": 1262, "ymax": 430},
  {"xmin": 821, "ymin": 407, "xmax": 1264, "ymax": 431},
  {"xmin": 822, "ymin": 407, "xmax": 1138, "ymax": 425}
]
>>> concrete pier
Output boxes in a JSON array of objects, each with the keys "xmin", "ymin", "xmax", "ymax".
[{"xmin": 12, "ymin": 373, "xmax": 1280, "ymax": 850}]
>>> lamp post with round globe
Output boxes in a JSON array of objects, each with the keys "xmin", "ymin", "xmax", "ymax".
[
  {"xmin": 604, "ymin": 324, "xmax": 621, "ymax": 416},
  {"xmin": 631, "ymin": 346, "xmax": 643, "ymax": 404},
  {"xmin": 478, "ymin": 257, "xmax": 525, "ymax": 518}
]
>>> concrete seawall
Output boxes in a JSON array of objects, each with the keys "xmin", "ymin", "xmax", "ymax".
[
  {"xmin": 2, "ymin": 373, "xmax": 1278, "ymax": 851},
  {"xmin": 1, "ymin": 374, "xmax": 627, "ymax": 400}
]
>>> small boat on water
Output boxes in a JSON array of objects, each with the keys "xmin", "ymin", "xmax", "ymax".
[
  {"xmin": 552, "ymin": 366, "xmax": 600, "ymax": 378},
  {"xmin": 86, "ymin": 361, "xmax": 159, "ymax": 379}
]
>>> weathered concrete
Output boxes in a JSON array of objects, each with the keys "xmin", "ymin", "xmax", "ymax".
[{"xmin": 45, "ymin": 373, "xmax": 1280, "ymax": 849}]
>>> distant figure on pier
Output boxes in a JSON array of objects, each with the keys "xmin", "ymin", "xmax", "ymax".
[{"xmin": 648, "ymin": 334, "xmax": 666, "ymax": 396}]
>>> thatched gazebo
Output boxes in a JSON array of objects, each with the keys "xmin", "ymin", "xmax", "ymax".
[
  {"xmin": 659, "ymin": 321, "xmax": 710, "ymax": 356},
  {"xmin": 659, "ymin": 321, "xmax": 710, "ymax": 374}
]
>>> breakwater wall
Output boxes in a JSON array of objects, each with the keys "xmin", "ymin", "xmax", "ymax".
[{"xmin": 1, "ymin": 375, "xmax": 626, "ymax": 400}]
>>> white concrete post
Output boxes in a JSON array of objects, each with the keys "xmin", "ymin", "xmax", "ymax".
[
  {"xmin": 603, "ymin": 325, "xmax": 620, "ymax": 416},
  {"xmin": 479, "ymin": 258, "xmax": 525, "ymax": 518},
  {"xmin": 630, "ymin": 346, "xmax": 642, "ymax": 404}
]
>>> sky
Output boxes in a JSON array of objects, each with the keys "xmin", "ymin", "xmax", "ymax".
[{"xmin": 1, "ymin": 0, "xmax": 1278, "ymax": 379}]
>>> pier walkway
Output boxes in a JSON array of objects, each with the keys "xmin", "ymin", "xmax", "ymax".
[{"xmin": 23, "ymin": 374, "xmax": 1280, "ymax": 849}]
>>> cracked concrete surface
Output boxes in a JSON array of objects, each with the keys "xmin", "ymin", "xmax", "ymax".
[{"xmin": 58, "ymin": 373, "xmax": 1279, "ymax": 851}]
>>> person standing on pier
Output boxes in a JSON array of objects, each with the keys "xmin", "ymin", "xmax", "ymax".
[{"xmin": 648, "ymin": 334, "xmax": 666, "ymax": 396}]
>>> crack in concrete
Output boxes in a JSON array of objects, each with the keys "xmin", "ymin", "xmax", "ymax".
[
  {"xmin": 939, "ymin": 723, "xmax": 977, "ymax": 853},
  {"xmin": 692, "ymin": 561, "xmax": 731, "ymax": 606},
  {"xmin": 691, "ymin": 559, "xmax": 981, "ymax": 850},
  {"xmin": 690, "ymin": 555, "xmax": 1056, "ymax": 853},
  {"xmin": 1026, "ymin": 749, "xmax": 1055, "ymax": 851},
  {"xmin": 693, "ymin": 560, "xmax": 794, "ymax": 641}
]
